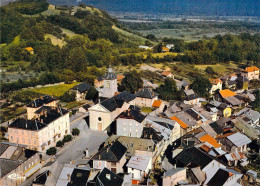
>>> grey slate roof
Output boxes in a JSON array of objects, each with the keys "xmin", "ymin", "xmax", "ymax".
[
  {"xmin": 27, "ymin": 95, "xmax": 57, "ymax": 108},
  {"xmin": 175, "ymin": 147, "xmax": 213, "ymax": 169},
  {"xmin": 100, "ymin": 91, "xmax": 136, "ymax": 112},
  {"xmin": 227, "ymin": 132, "xmax": 251, "ymax": 147},
  {"xmin": 9, "ymin": 108, "xmax": 69, "ymax": 131},
  {"xmin": 96, "ymin": 168, "xmax": 123, "ymax": 186},
  {"xmin": 135, "ymin": 88, "xmax": 158, "ymax": 99},
  {"xmin": 164, "ymin": 168, "xmax": 186, "ymax": 177},
  {"xmin": 72, "ymin": 82, "xmax": 91, "ymax": 93},
  {"xmin": 0, "ymin": 159, "xmax": 21, "ymax": 178},
  {"xmin": 92, "ymin": 141, "xmax": 127, "ymax": 162},
  {"xmin": 118, "ymin": 109, "xmax": 146, "ymax": 123}
]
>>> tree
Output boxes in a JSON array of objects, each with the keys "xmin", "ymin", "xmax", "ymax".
[
  {"xmin": 205, "ymin": 66, "xmax": 216, "ymax": 75},
  {"xmin": 85, "ymin": 86, "xmax": 98, "ymax": 100},
  {"xmin": 191, "ymin": 76, "xmax": 212, "ymax": 98},
  {"xmin": 155, "ymin": 78, "xmax": 182, "ymax": 101},
  {"xmin": 72, "ymin": 128, "xmax": 80, "ymax": 136},
  {"xmin": 60, "ymin": 91, "xmax": 76, "ymax": 103},
  {"xmin": 46, "ymin": 147, "xmax": 57, "ymax": 155},
  {"xmin": 62, "ymin": 134, "xmax": 72, "ymax": 143},
  {"xmin": 146, "ymin": 34, "xmax": 157, "ymax": 41},
  {"xmin": 56, "ymin": 140, "xmax": 64, "ymax": 147},
  {"xmin": 252, "ymin": 90, "xmax": 260, "ymax": 111},
  {"xmin": 120, "ymin": 70, "xmax": 143, "ymax": 93}
]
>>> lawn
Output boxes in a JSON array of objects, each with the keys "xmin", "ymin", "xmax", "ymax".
[
  {"xmin": 30, "ymin": 82, "xmax": 80, "ymax": 97},
  {"xmin": 195, "ymin": 63, "xmax": 238, "ymax": 75},
  {"xmin": 64, "ymin": 101, "xmax": 84, "ymax": 110},
  {"xmin": 22, "ymin": 4, "xmax": 61, "ymax": 17},
  {"xmin": 141, "ymin": 107, "xmax": 153, "ymax": 113}
]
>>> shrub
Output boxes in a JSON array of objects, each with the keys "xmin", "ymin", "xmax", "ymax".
[
  {"xmin": 62, "ymin": 134, "xmax": 72, "ymax": 143},
  {"xmin": 56, "ymin": 140, "xmax": 64, "ymax": 147},
  {"xmin": 72, "ymin": 128, "xmax": 80, "ymax": 136},
  {"xmin": 46, "ymin": 147, "xmax": 57, "ymax": 155}
]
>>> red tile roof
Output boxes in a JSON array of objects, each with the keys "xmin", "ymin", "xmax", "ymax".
[{"xmin": 170, "ymin": 116, "xmax": 189, "ymax": 129}]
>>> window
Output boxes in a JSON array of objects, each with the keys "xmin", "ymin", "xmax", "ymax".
[
  {"xmin": 98, "ymin": 161, "xmax": 101, "ymax": 167},
  {"xmin": 32, "ymin": 162, "xmax": 34, "ymax": 166},
  {"xmin": 29, "ymin": 164, "xmax": 31, "ymax": 168},
  {"xmin": 22, "ymin": 138, "xmax": 25, "ymax": 143},
  {"xmin": 28, "ymin": 139, "xmax": 30, "ymax": 144},
  {"xmin": 98, "ymin": 117, "xmax": 102, "ymax": 121},
  {"xmin": 25, "ymin": 166, "xmax": 27, "ymax": 171},
  {"xmin": 10, "ymin": 136, "xmax": 13, "ymax": 141},
  {"xmin": 16, "ymin": 137, "xmax": 19, "ymax": 142},
  {"xmin": 34, "ymin": 140, "xmax": 36, "ymax": 145}
]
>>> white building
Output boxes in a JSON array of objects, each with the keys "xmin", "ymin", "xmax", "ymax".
[{"xmin": 127, "ymin": 153, "xmax": 152, "ymax": 185}]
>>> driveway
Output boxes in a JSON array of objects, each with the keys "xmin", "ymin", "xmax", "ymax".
[{"xmin": 20, "ymin": 118, "xmax": 108, "ymax": 186}]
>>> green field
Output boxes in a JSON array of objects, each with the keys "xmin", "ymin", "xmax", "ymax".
[
  {"xmin": 61, "ymin": 28, "xmax": 77, "ymax": 37},
  {"xmin": 30, "ymin": 82, "xmax": 80, "ymax": 97},
  {"xmin": 195, "ymin": 63, "xmax": 238, "ymax": 75},
  {"xmin": 112, "ymin": 25, "xmax": 150, "ymax": 44}
]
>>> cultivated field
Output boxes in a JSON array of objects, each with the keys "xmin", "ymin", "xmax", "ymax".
[{"xmin": 29, "ymin": 82, "xmax": 80, "ymax": 97}]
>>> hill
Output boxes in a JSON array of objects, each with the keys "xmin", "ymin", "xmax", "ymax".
[{"xmin": 49, "ymin": 0, "xmax": 260, "ymax": 17}]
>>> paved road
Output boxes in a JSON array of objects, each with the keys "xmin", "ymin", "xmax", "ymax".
[{"xmin": 20, "ymin": 118, "xmax": 108, "ymax": 186}]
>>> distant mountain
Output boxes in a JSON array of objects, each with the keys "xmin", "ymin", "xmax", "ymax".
[{"xmin": 48, "ymin": 0, "xmax": 260, "ymax": 17}]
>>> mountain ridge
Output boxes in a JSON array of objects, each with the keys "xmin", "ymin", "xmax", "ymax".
[{"xmin": 48, "ymin": 0, "xmax": 260, "ymax": 17}]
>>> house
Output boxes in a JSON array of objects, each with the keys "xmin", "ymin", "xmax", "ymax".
[
  {"xmin": 135, "ymin": 88, "xmax": 158, "ymax": 108},
  {"xmin": 162, "ymin": 71, "xmax": 174, "ymax": 78},
  {"xmin": 162, "ymin": 168, "xmax": 187, "ymax": 186},
  {"xmin": 70, "ymin": 82, "xmax": 91, "ymax": 101},
  {"xmin": 139, "ymin": 45, "xmax": 151, "ymax": 50},
  {"xmin": 152, "ymin": 100, "xmax": 165, "ymax": 113},
  {"xmin": 187, "ymin": 167, "xmax": 206, "ymax": 185},
  {"xmin": 96, "ymin": 167, "xmax": 124, "ymax": 186},
  {"xmin": 142, "ymin": 79, "xmax": 158, "ymax": 89},
  {"xmin": 0, "ymin": 142, "xmax": 41, "ymax": 186},
  {"xmin": 166, "ymin": 44, "xmax": 174, "ymax": 50},
  {"xmin": 32, "ymin": 170, "xmax": 50, "ymax": 186},
  {"xmin": 218, "ymin": 132, "xmax": 251, "ymax": 153},
  {"xmin": 8, "ymin": 105, "xmax": 70, "ymax": 152},
  {"xmin": 106, "ymin": 136, "xmax": 156, "ymax": 158},
  {"xmin": 176, "ymin": 79, "xmax": 189, "ymax": 90},
  {"xmin": 221, "ymin": 74, "xmax": 237, "ymax": 90},
  {"xmin": 56, "ymin": 164, "xmax": 93, "ymax": 186},
  {"xmin": 92, "ymin": 141, "xmax": 127, "ymax": 174},
  {"xmin": 215, "ymin": 89, "xmax": 243, "ymax": 107},
  {"xmin": 26, "ymin": 95, "xmax": 58, "ymax": 120},
  {"xmin": 206, "ymin": 100, "xmax": 232, "ymax": 117},
  {"xmin": 116, "ymin": 108, "xmax": 146, "ymax": 138},
  {"xmin": 231, "ymin": 117, "xmax": 259, "ymax": 140},
  {"xmin": 236, "ymin": 76, "xmax": 249, "ymax": 90},
  {"xmin": 88, "ymin": 91, "xmax": 136, "ymax": 131},
  {"xmin": 241, "ymin": 66, "xmax": 259, "ymax": 80},
  {"xmin": 24, "ymin": 47, "xmax": 34, "ymax": 54},
  {"xmin": 78, "ymin": 104, "xmax": 91, "ymax": 113},
  {"xmin": 206, "ymin": 168, "xmax": 242, "ymax": 186},
  {"xmin": 183, "ymin": 89, "xmax": 200, "ymax": 106},
  {"xmin": 162, "ymin": 47, "xmax": 170, "ymax": 53},
  {"xmin": 209, "ymin": 78, "xmax": 222, "ymax": 94},
  {"xmin": 127, "ymin": 153, "xmax": 152, "ymax": 185}
]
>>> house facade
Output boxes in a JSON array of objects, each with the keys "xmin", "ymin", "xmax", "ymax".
[
  {"xmin": 8, "ymin": 106, "xmax": 70, "ymax": 152},
  {"xmin": 70, "ymin": 82, "xmax": 91, "ymax": 101},
  {"xmin": 209, "ymin": 78, "xmax": 222, "ymax": 94},
  {"xmin": 135, "ymin": 88, "xmax": 159, "ymax": 108},
  {"xmin": 116, "ymin": 109, "xmax": 146, "ymax": 138},
  {"xmin": 241, "ymin": 66, "xmax": 259, "ymax": 80}
]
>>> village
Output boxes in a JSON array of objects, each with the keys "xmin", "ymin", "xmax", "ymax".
[{"xmin": 0, "ymin": 63, "xmax": 259, "ymax": 186}]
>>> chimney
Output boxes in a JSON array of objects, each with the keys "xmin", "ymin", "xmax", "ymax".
[
  {"xmin": 107, "ymin": 147, "xmax": 109, "ymax": 153},
  {"xmin": 41, "ymin": 119, "xmax": 43, "ymax": 123},
  {"xmin": 106, "ymin": 174, "xmax": 111, "ymax": 180},
  {"xmin": 67, "ymin": 174, "xmax": 71, "ymax": 181}
]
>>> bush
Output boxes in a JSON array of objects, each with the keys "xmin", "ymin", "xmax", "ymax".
[
  {"xmin": 56, "ymin": 140, "xmax": 64, "ymax": 147},
  {"xmin": 72, "ymin": 128, "xmax": 80, "ymax": 136},
  {"xmin": 62, "ymin": 134, "xmax": 72, "ymax": 143},
  {"xmin": 46, "ymin": 147, "xmax": 57, "ymax": 155}
]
